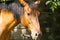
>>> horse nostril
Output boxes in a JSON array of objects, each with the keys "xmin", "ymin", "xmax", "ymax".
[{"xmin": 35, "ymin": 33, "xmax": 38, "ymax": 36}]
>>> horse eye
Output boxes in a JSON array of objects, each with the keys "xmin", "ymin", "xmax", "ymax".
[{"xmin": 27, "ymin": 13, "xmax": 30, "ymax": 16}]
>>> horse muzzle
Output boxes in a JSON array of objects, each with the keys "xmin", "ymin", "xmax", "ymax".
[{"xmin": 31, "ymin": 30, "xmax": 42, "ymax": 40}]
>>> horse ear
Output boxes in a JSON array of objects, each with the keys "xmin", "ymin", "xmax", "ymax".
[
  {"xmin": 34, "ymin": 0, "xmax": 40, "ymax": 6},
  {"xmin": 19, "ymin": 0, "xmax": 28, "ymax": 6}
]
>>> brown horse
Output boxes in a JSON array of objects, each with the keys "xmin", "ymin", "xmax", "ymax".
[{"xmin": 0, "ymin": 0, "xmax": 42, "ymax": 40}]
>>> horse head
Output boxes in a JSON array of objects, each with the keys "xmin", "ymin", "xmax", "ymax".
[{"xmin": 19, "ymin": 0, "xmax": 42, "ymax": 40}]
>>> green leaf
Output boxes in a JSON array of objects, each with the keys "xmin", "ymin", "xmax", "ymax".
[
  {"xmin": 50, "ymin": 6, "xmax": 55, "ymax": 12},
  {"xmin": 57, "ymin": 1, "xmax": 60, "ymax": 6},
  {"xmin": 52, "ymin": 2, "xmax": 57, "ymax": 6},
  {"xmin": 0, "ymin": 0, "xmax": 9, "ymax": 2},
  {"xmin": 53, "ymin": 5, "xmax": 57, "ymax": 9},
  {"xmin": 46, "ymin": 1, "xmax": 52, "ymax": 5},
  {"xmin": 46, "ymin": 0, "xmax": 60, "ymax": 12},
  {"xmin": 57, "ymin": 0, "xmax": 59, "ymax": 1},
  {"xmin": 1, "ymin": 0, "xmax": 5, "ymax": 1},
  {"xmin": 54, "ymin": 0, "xmax": 56, "ymax": 2}
]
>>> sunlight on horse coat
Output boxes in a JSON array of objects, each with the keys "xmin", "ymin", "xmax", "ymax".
[{"xmin": 0, "ymin": 0, "xmax": 42, "ymax": 40}]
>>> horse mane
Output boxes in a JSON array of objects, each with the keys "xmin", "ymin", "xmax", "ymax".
[
  {"xmin": 0, "ymin": 2, "xmax": 24, "ymax": 21},
  {"xmin": 0, "ymin": 0, "xmax": 38, "ymax": 20},
  {"xmin": 7, "ymin": 2, "xmax": 24, "ymax": 21},
  {"xmin": 7, "ymin": 2, "xmax": 23, "ymax": 15},
  {"xmin": 0, "ymin": 3, "xmax": 7, "ymax": 9}
]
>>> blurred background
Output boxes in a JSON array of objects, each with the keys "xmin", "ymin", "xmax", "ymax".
[{"xmin": 0, "ymin": 0, "xmax": 60, "ymax": 40}]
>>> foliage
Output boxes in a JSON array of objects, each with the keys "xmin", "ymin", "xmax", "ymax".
[
  {"xmin": 46, "ymin": 0, "xmax": 60, "ymax": 12},
  {"xmin": 0, "ymin": 0, "xmax": 6, "ymax": 1},
  {"xmin": 48, "ymin": 34, "xmax": 55, "ymax": 40},
  {"xmin": 0, "ymin": 0, "xmax": 10, "ymax": 2}
]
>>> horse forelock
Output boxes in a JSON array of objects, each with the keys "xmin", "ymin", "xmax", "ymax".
[
  {"xmin": 29, "ymin": 3, "xmax": 39, "ymax": 16},
  {"xmin": 25, "ymin": 0, "xmax": 38, "ymax": 9},
  {"xmin": 29, "ymin": 3, "xmax": 38, "ymax": 9}
]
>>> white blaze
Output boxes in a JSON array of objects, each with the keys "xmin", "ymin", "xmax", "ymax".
[{"xmin": 31, "ymin": 30, "xmax": 39, "ymax": 40}]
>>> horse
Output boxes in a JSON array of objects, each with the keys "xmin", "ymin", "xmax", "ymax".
[{"xmin": 0, "ymin": 0, "xmax": 42, "ymax": 40}]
